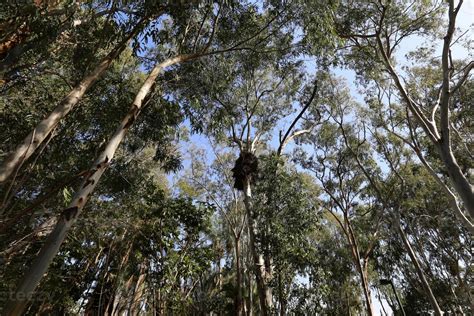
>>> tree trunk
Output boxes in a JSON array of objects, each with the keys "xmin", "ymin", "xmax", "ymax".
[
  {"xmin": 235, "ymin": 236, "xmax": 243, "ymax": 316},
  {"xmin": 246, "ymin": 258, "xmax": 253, "ymax": 316},
  {"xmin": 361, "ymin": 260, "xmax": 374, "ymax": 316},
  {"xmin": 129, "ymin": 264, "xmax": 147, "ymax": 316},
  {"xmin": 397, "ymin": 221, "xmax": 443, "ymax": 316},
  {"xmin": 438, "ymin": 140, "xmax": 474, "ymax": 219},
  {"xmin": 437, "ymin": 0, "xmax": 474, "ymax": 219},
  {"xmin": 242, "ymin": 177, "xmax": 272, "ymax": 316},
  {"xmin": 278, "ymin": 272, "xmax": 287, "ymax": 316},
  {"xmin": 2, "ymin": 54, "xmax": 192, "ymax": 315},
  {"xmin": 0, "ymin": 19, "xmax": 147, "ymax": 184},
  {"xmin": 345, "ymin": 216, "xmax": 374, "ymax": 316}
]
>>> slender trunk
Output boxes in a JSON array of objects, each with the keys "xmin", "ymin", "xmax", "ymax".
[
  {"xmin": 397, "ymin": 222, "xmax": 443, "ymax": 315},
  {"xmin": 107, "ymin": 239, "xmax": 133, "ymax": 315},
  {"xmin": 375, "ymin": 24, "xmax": 474, "ymax": 226},
  {"xmin": 438, "ymin": 0, "xmax": 474, "ymax": 219},
  {"xmin": 361, "ymin": 260, "xmax": 374, "ymax": 316},
  {"xmin": 112, "ymin": 274, "xmax": 135, "ymax": 316},
  {"xmin": 2, "ymin": 55, "xmax": 190, "ymax": 315},
  {"xmin": 263, "ymin": 225, "xmax": 274, "ymax": 310},
  {"xmin": 247, "ymin": 255, "xmax": 253, "ymax": 316},
  {"xmin": 242, "ymin": 177, "xmax": 272, "ymax": 316},
  {"xmin": 0, "ymin": 19, "xmax": 146, "ymax": 184},
  {"xmin": 376, "ymin": 288, "xmax": 388, "ymax": 316},
  {"xmin": 235, "ymin": 236, "xmax": 244, "ymax": 316},
  {"xmin": 216, "ymin": 255, "xmax": 222, "ymax": 290},
  {"xmin": 345, "ymin": 216, "xmax": 374, "ymax": 316}
]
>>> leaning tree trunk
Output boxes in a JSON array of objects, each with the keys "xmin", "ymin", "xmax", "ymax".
[
  {"xmin": 0, "ymin": 18, "xmax": 148, "ymax": 184},
  {"xmin": 2, "ymin": 54, "xmax": 193, "ymax": 315},
  {"xmin": 397, "ymin": 220, "xmax": 443, "ymax": 316},
  {"xmin": 242, "ymin": 177, "xmax": 273, "ymax": 316}
]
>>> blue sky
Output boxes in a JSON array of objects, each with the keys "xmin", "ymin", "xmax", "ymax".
[{"xmin": 163, "ymin": 2, "xmax": 473, "ymax": 314}]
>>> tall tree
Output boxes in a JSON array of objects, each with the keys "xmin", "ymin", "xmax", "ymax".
[{"xmin": 334, "ymin": 0, "xmax": 474, "ymax": 230}]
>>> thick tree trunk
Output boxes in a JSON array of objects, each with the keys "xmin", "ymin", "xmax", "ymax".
[
  {"xmin": 397, "ymin": 221, "xmax": 443, "ymax": 316},
  {"xmin": 438, "ymin": 141, "xmax": 474, "ymax": 219},
  {"xmin": 277, "ymin": 272, "xmax": 287, "ymax": 316},
  {"xmin": 242, "ymin": 177, "xmax": 272, "ymax": 316},
  {"xmin": 2, "ymin": 55, "xmax": 191, "ymax": 315},
  {"xmin": 0, "ymin": 20, "xmax": 146, "ymax": 184}
]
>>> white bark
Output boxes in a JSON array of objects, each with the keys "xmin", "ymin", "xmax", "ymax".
[
  {"xmin": 375, "ymin": 1, "xmax": 474, "ymax": 227},
  {"xmin": 0, "ymin": 23, "xmax": 143, "ymax": 184},
  {"xmin": 2, "ymin": 55, "xmax": 190, "ymax": 315}
]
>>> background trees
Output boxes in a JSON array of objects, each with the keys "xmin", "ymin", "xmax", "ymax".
[{"xmin": 0, "ymin": 0, "xmax": 472, "ymax": 315}]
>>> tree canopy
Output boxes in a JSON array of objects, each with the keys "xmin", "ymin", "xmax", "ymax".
[{"xmin": 0, "ymin": 0, "xmax": 472, "ymax": 315}]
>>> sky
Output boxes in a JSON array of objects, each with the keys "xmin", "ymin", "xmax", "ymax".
[{"xmin": 164, "ymin": 2, "xmax": 473, "ymax": 314}]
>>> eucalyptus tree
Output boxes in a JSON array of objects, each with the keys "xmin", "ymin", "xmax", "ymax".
[
  {"xmin": 293, "ymin": 74, "xmax": 389, "ymax": 316},
  {"xmin": 298, "ymin": 71, "xmax": 472, "ymax": 315},
  {"xmin": 287, "ymin": 217, "xmax": 366, "ymax": 315},
  {"xmin": 333, "ymin": 0, "xmax": 474, "ymax": 230},
  {"xmin": 0, "ymin": 1, "xmax": 167, "ymax": 184},
  {"xmin": 167, "ymin": 12, "xmax": 332, "ymax": 309},
  {"xmin": 0, "ymin": 44, "xmax": 185, "ymax": 313},
  {"xmin": 177, "ymin": 144, "xmax": 251, "ymax": 315},
  {"xmin": 361, "ymin": 128, "xmax": 472, "ymax": 315},
  {"xmin": 19, "ymin": 175, "xmax": 215, "ymax": 315},
  {"xmin": 252, "ymin": 155, "xmax": 321, "ymax": 315},
  {"xmin": 2, "ymin": 1, "xmax": 299, "ymax": 312}
]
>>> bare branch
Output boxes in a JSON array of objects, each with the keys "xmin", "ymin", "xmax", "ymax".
[
  {"xmin": 277, "ymin": 80, "xmax": 318, "ymax": 155},
  {"xmin": 451, "ymin": 61, "xmax": 474, "ymax": 93}
]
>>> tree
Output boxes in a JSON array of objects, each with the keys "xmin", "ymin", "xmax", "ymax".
[
  {"xmin": 334, "ymin": 0, "xmax": 474, "ymax": 231},
  {"xmin": 0, "ymin": 0, "xmax": 471, "ymax": 314}
]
